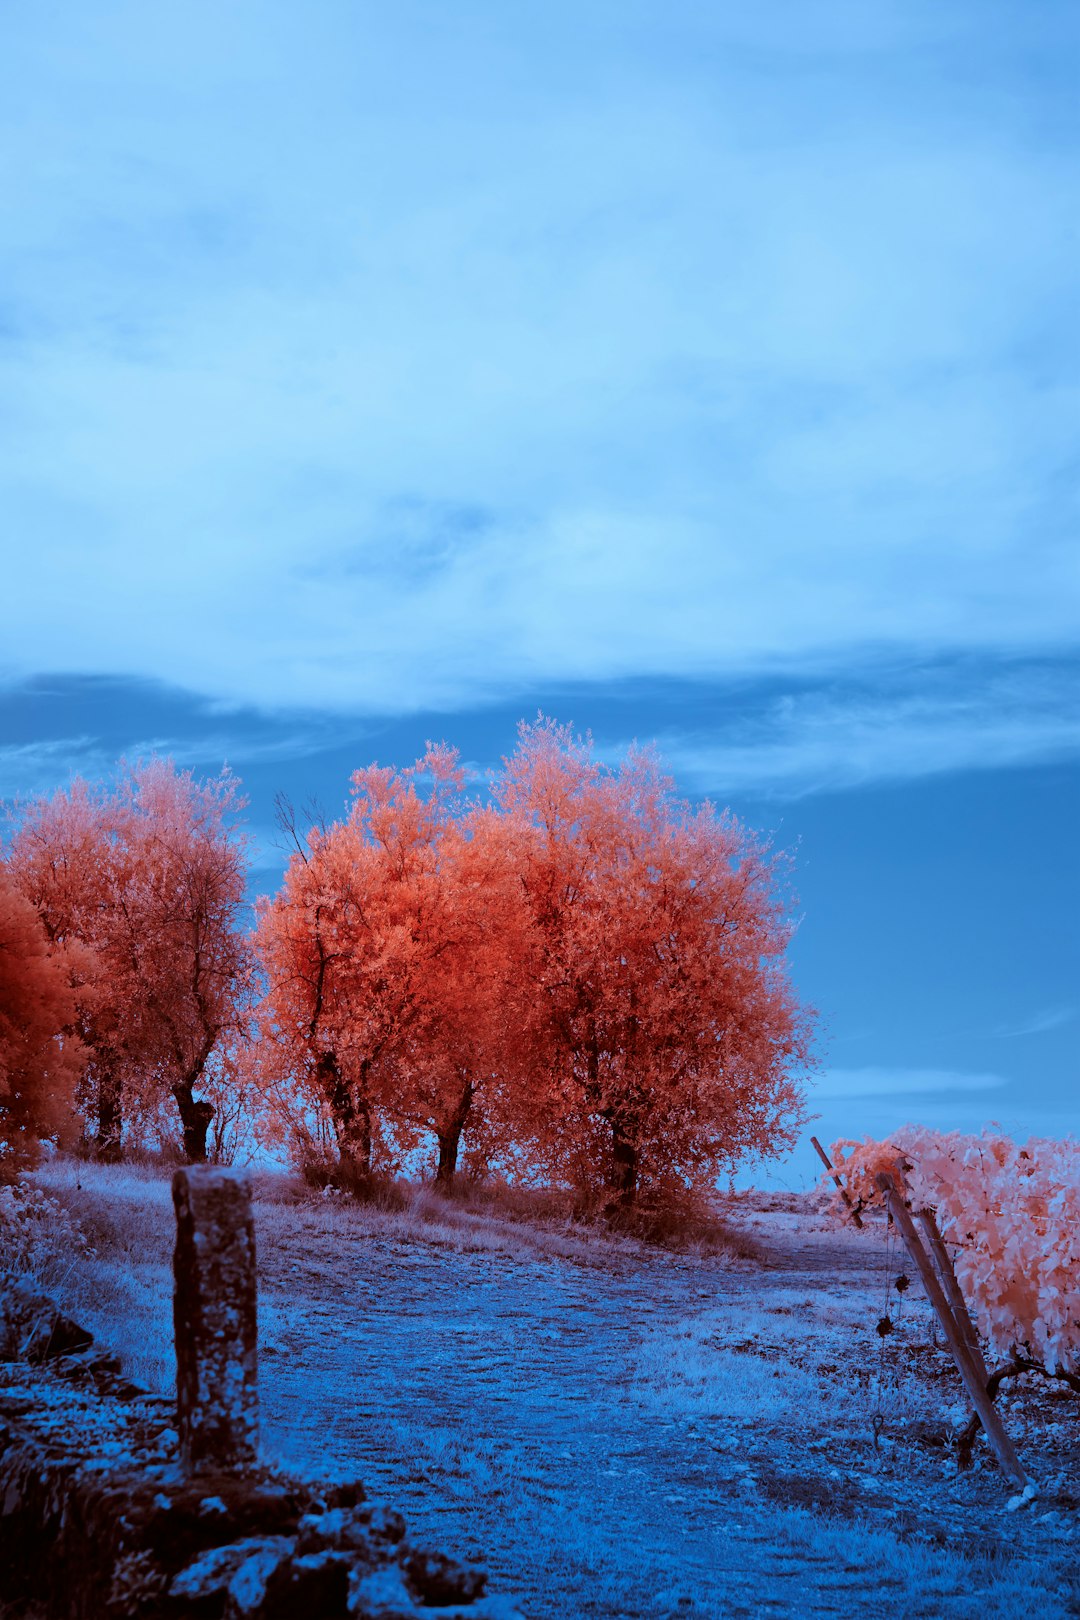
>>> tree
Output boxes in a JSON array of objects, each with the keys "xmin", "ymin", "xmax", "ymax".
[
  {"xmin": 255, "ymin": 748, "xmax": 523, "ymax": 1190},
  {"xmin": 0, "ymin": 869, "xmax": 83, "ymax": 1176},
  {"xmin": 493, "ymin": 718, "xmax": 813, "ymax": 1208},
  {"xmin": 6, "ymin": 778, "xmax": 136, "ymax": 1158},
  {"xmin": 388, "ymin": 804, "xmax": 528, "ymax": 1189},
  {"xmin": 5, "ymin": 762, "xmax": 252, "ymax": 1161}
]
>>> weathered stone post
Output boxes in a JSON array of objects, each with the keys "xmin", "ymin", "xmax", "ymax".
[{"xmin": 172, "ymin": 1166, "xmax": 258, "ymax": 1474}]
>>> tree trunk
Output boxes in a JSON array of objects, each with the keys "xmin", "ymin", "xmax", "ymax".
[
  {"xmin": 338, "ymin": 1109, "xmax": 373, "ymax": 1181},
  {"xmin": 320, "ymin": 1053, "xmax": 373, "ymax": 1181},
  {"xmin": 434, "ymin": 1079, "xmax": 474, "ymax": 1195},
  {"xmin": 608, "ymin": 1122, "xmax": 638, "ymax": 1207},
  {"xmin": 96, "ymin": 1070, "xmax": 123, "ymax": 1163},
  {"xmin": 171, "ymin": 1080, "xmax": 215, "ymax": 1162}
]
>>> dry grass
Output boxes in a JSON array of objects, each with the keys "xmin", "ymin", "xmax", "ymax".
[
  {"xmin": 23, "ymin": 1157, "xmax": 755, "ymax": 1397},
  {"xmin": 26, "ymin": 1157, "xmax": 176, "ymax": 1391},
  {"xmin": 11, "ymin": 1156, "xmax": 1078, "ymax": 1619}
]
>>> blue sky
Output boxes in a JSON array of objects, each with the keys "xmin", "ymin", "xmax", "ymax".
[{"xmin": 2, "ymin": 1, "xmax": 1077, "ymax": 1179}]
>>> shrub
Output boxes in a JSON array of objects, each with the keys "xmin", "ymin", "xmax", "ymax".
[{"xmin": 0, "ymin": 1178, "xmax": 90, "ymax": 1290}]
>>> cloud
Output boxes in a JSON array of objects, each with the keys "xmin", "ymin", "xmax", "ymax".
[
  {"xmin": 644, "ymin": 660, "xmax": 1080, "ymax": 797},
  {"xmin": 816, "ymin": 1062, "xmax": 1010, "ymax": 1101},
  {"xmin": 993, "ymin": 1005, "xmax": 1076, "ymax": 1039},
  {"xmin": 0, "ymin": 1, "xmax": 1077, "ymax": 720},
  {"xmin": 0, "ymin": 738, "xmax": 114, "ymax": 801},
  {"xmin": 812, "ymin": 1067, "xmax": 1008, "ymax": 1100}
]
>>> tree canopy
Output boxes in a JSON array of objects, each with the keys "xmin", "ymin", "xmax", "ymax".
[{"xmin": 2, "ymin": 725, "xmax": 814, "ymax": 1199}]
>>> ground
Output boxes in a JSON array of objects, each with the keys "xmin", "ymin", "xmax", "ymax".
[{"xmin": 17, "ymin": 1163, "xmax": 1080, "ymax": 1619}]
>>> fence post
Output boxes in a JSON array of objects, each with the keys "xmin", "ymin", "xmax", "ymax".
[
  {"xmin": 810, "ymin": 1135, "xmax": 864, "ymax": 1227},
  {"xmin": 916, "ymin": 1206, "xmax": 990, "ymax": 1385},
  {"xmin": 874, "ymin": 1172, "xmax": 1028, "ymax": 1488},
  {"xmin": 172, "ymin": 1166, "xmax": 259, "ymax": 1474}
]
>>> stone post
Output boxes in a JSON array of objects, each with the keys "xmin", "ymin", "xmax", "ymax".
[{"xmin": 172, "ymin": 1166, "xmax": 258, "ymax": 1473}]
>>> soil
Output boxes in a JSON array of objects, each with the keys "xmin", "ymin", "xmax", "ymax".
[{"xmin": 252, "ymin": 1194, "xmax": 1080, "ymax": 1619}]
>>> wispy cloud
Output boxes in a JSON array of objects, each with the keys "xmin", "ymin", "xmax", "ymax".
[
  {"xmin": 813, "ymin": 1067, "xmax": 1008, "ymax": 1100},
  {"xmin": 646, "ymin": 661, "xmax": 1080, "ymax": 797},
  {"xmin": 0, "ymin": 738, "xmax": 113, "ymax": 801},
  {"xmin": 993, "ymin": 1005, "xmax": 1076, "ymax": 1039}
]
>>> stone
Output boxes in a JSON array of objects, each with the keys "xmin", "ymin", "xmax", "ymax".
[
  {"xmin": 225, "ymin": 1539, "xmax": 293, "ymax": 1616},
  {"xmin": 296, "ymin": 1503, "xmax": 401, "ymax": 1557},
  {"xmin": 0, "ymin": 1285, "xmax": 93, "ymax": 1363},
  {"xmin": 347, "ymin": 1562, "xmax": 420, "ymax": 1619},
  {"xmin": 172, "ymin": 1166, "xmax": 258, "ymax": 1473},
  {"xmin": 403, "ymin": 1546, "xmax": 487, "ymax": 1606},
  {"xmin": 169, "ymin": 1536, "xmax": 290, "ymax": 1603},
  {"xmin": 269, "ymin": 1548, "xmax": 352, "ymax": 1616}
]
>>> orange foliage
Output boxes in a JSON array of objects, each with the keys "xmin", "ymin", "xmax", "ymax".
[
  {"xmin": 255, "ymin": 748, "xmax": 524, "ymax": 1187},
  {"xmin": 6, "ymin": 762, "xmax": 252, "ymax": 1160},
  {"xmin": 0, "ymin": 870, "xmax": 83, "ymax": 1175},
  {"xmin": 257, "ymin": 721, "xmax": 814, "ymax": 1204},
  {"xmin": 493, "ymin": 719, "xmax": 813, "ymax": 1207}
]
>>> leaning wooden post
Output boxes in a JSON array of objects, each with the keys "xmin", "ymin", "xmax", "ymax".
[
  {"xmin": 810, "ymin": 1135, "xmax": 863, "ymax": 1227},
  {"xmin": 173, "ymin": 1166, "xmax": 259, "ymax": 1474},
  {"xmin": 916, "ymin": 1207, "xmax": 990, "ymax": 1386},
  {"xmin": 874, "ymin": 1173, "xmax": 1027, "ymax": 1488}
]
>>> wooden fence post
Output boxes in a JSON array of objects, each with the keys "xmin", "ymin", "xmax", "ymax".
[
  {"xmin": 810, "ymin": 1136, "xmax": 863, "ymax": 1227},
  {"xmin": 173, "ymin": 1166, "xmax": 259, "ymax": 1474},
  {"xmin": 916, "ymin": 1206, "xmax": 990, "ymax": 1386},
  {"xmin": 874, "ymin": 1173, "xmax": 1027, "ymax": 1488}
]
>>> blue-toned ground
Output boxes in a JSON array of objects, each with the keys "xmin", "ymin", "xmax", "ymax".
[{"xmin": 31, "ymin": 1167, "xmax": 1080, "ymax": 1618}]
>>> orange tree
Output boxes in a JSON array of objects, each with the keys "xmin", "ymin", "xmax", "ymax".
[
  {"xmin": 0, "ymin": 868, "xmax": 83, "ymax": 1176},
  {"xmin": 254, "ymin": 748, "xmax": 524, "ymax": 1189},
  {"xmin": 492, "ymin": 719, "xmax": 814, "ymax": 1208},
  {"xmin": 5, "ymin": 762, "xmax": 252, "ymax": 1161}
]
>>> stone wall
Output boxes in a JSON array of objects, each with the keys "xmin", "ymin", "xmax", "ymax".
[{"xmin": 0, "ymin": 1284, "xmax": 520, "ymax": 1619}]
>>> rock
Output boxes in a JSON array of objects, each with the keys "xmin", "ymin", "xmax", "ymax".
[
  {"xmin": 348, "ymin": 1562, "xmax": 420, "ymax": 1619},
  {"xmin": 404, "ymin": 1546, "xmax": 487, "ymax": 1606},
  {"xmin": 296, "ymin": 1503, "xmax": 403, "ymax": 1557},
  {"xmin": 225, "ymin": 1540, "xmax": 294, "ymax": 1617},
  {"xmin": 267, "ymin": 1548, "xmax": 352, "ymax": 1616},
  {"xmin": 0, "ymin": 1285, "xmax": 93, "ymax": 1363},
  {"xmin": 170, "ymin": 1536, "xmax": 293, "ymax": 1604},
  {"xmin": 355, "ymin": 1505, "xmax": 407, "ymax": 1546}
]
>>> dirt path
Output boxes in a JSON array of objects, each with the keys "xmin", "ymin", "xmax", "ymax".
[{"xmin": 254, "ymin": 1204, "xmax": 1078, "ymax": 1620}]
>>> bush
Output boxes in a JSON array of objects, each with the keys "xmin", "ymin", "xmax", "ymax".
[
  {"xmin": 0, "ymin": 1178, "xmax": 91, "ymax": 1290},
  {"xmin": 297, "ymin": 1148, "xmax": 408, "ymax": 1210}
]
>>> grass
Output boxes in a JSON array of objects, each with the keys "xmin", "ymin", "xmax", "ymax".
[
  {"xmin": 774, "ymin": 1505, "xmax": 1080, "ymax": 1619},
  {"xmin": 633, "ymin": 1288, "xmax": 960, "ymax": 1431},
  {"xmin": 22, "ymin": 1158, "xmax": 176, "ymax": 1391},
  {"xmin": 9, "ymin": 1155, "xmax": 1077, "ymax": 1619},
  {"xmin": 19, "ymin": 1156, "xmax": 755, "ymax": 1396}
]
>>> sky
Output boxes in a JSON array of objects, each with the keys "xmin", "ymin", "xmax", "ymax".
[{"xmin": 2, "ymin": 0, "xmax": 1077, "ymax": 1182}]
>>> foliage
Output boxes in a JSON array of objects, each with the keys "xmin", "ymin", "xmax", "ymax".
[
  {"xmin": 494, "ymin": 719, "xmax": 814, "ymax": 1206},
  {"xmin": 5, "ymin": 761, "xmax": 253, "ymax": 1161},
  {"xmin": 0, "ymin": 871, "xmax": 83, "ymax": 1175},
  {"xmin": 829, "ymin": 1127, "xmax": 1080, "ymax": 1375},
  {"xmin": 3, "ymin": 722, "xmax": 814, "ymax": 1203},
  {"xmin": 0, "ymin": 1178, "xmax": 90, "ymax": 1285},
  {"xmin": 254, "ymin": 746, "xmax": 525, "ymax": 1189}
]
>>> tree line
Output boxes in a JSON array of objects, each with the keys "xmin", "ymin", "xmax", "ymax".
[{"xmin": 0, "ymin": 719, "xmax": 814, "ymax": 1208}]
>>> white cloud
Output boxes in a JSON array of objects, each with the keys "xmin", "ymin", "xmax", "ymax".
[
  {"xmin": 812, "ymin": 1067, "xmax": 1008, "ymax": 1100},
  {"xmin": 0, "ymin": 2, "xmax": 1077, "ymax": 723},
  {"xmin": 648, "ymin": 664, "xmax": 1080, "ymax": 797}
]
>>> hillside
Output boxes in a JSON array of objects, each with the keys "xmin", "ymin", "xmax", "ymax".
[{"xmin": 21, "ymin": 1162, "xmax": 1080, "ymax": 1620}]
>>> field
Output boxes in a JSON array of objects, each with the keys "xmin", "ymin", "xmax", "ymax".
[{"xmin": 20, "ymin": 1161, "xmax": 1080, "ymax": 1620}]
